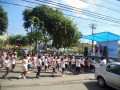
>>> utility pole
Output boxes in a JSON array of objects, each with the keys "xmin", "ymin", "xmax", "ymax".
[{"xmin": 89, "ymin": 23, "xmax": 97, "ymax": 55}]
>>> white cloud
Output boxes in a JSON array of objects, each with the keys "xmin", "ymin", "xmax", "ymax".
[
  {"xmin": 60, "ymin": 0, "xmax": 88, "ymax": 9},
  {"xmin": 58, "ymin": 0, "xmax": 101, "ymax": 18}
]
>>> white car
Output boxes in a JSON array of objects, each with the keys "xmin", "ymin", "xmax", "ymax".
[{"xmin": 94, "ymin": 62, "xmax": 120, "ymax": 90}]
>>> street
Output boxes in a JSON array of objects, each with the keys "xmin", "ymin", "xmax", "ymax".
[{"xmin": 0, "ymin": 61, "xmax": 116, "ymax": 90}]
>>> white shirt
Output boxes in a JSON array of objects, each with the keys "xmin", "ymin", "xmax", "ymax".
[
  {"xmin": 61, "ymin": 59, "xmax": 65, "ymax": 68},
  {"xmin": 65, "ymin": 59, "xmax": 68, "ymax": 64},
  {"xmin": 11, "ymin": 57, "xmax": 16, "ymax": 64},
  {"xmin": 36, "ymin": 58, "xmax": 42, "ymax": 66},
  {"xmin": 27, "ymin": 56, "xmax": 31, "ymax": 64},
  {"xmin": 23, "ymin": 59, "xmax": 28, "ymax": 67},
  {"xmin": 51, "ymin": 59, "xmax": 55, "ymax": 67},
  {"xmin": 76, "ymin": 59, "xmax": 81, "ymax": 67},
  {"xmin": 81, "ymin": 59, "xmax": 85, "ymax": 65},
  {"xmin": 33, "ymin": 56, "xmax": 37, "ymax": 65},
  {"xmin": 42, "ymin": 56, "xmax": 45, "ymax": 62},
  {"xmin": 44, "ymin": 59, "xmax": 48, "ymax": 66},
  {"xmin": 91, "ymin": 60, "xmax": 96, "ymax": 66},
  {"xmin": 71, "ymin": 58, "xmax": 75, "ymax": 65},
  {"xmin": 4, "ymin": 60, "xmax": 11, "ymax": 67},
  {"xmin": 100, "ymin": 59, "xmax": 107, "ymax": 66}
]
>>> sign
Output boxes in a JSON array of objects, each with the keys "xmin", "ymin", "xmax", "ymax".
[{"xmin": 97, "ymin": 41, "xmax": 118, "ymax": 58}]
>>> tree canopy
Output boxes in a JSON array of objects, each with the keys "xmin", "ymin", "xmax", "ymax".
[
  {"xmin": 9, "ymin": 35, "xmax": 28, "ymax": 46},
  {"xmin": 0, "ymin": 6, "xmax": 8, "ymax": 35},
  {"xmin": 23, "ymin": 5, "xmax": 82, "ymax": 48}
]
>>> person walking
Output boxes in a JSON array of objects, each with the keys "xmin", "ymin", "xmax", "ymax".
[
  {"xmin": 11, "ymin": 53, "xmax": 17, "ymax": 72},
  {"xmin": 51, "ymin": 57, "xmax": 56, "ymax": 77},
  {"xmin": 84, "ymin": 57, "xmax": 90, "ymax": 73},
  {"xmin": 36, "ymin": 55, "xmax": 42, "ymax": 78},
  {"xmin": 71, "ymin": 56, "xmax": 75, "ymax": 71},
  {"xmin": 81, "ymin": 56, "xmax": 85, "ymax": 73},
  {"xmin": 31, "ymin": 54, "xmax": 37, "ymax": 72},
  {"xmin": 19, "ymin": 55, "xmax": 28, "ymax": 79},
  {"xmin": 2, "ymin": 55, "xmax": 11, "ymax": 79},
  {"xmin": 75, "ymin": 56, "xmax": 81, "ymax": 75},
  {"xmin": 44, "ymin": 56, "xmax": 48, "ymax": 72},
  {"xmin": 61, "ymin": 57, "xmax": 65, "ymax": 77}
]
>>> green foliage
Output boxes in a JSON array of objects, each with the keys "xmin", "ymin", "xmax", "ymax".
[
  {"xmin": 0, "ymin": 6, "xmax": 8, "ymax": 35},
  {"xmin": 23, "ymin": 5, "xmax": 82, "ymax": 48},
  {"xmin": 8, "ymin": 35, "xmax": 28, "ymax": 46},
  {"xmin": 26, "ymin": 30, "xmax": 43, "ymax": 44}
]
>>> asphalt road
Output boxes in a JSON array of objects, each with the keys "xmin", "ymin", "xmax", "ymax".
[{"xmin": 0, "ymin": 61, "xmax": 117, "ymax": 90}]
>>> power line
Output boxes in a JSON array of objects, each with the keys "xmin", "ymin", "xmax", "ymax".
[
  {"xmin": 64, "ymin": 14, "xmax": 120, "ymax": 27},
  {"xmin": 0, "ymin": 1, "xmax": 120, "ymax": 27},
  {"xmin": 22, "ymin": 0, "xmax": 120, "ymax": 24},
  {"xmin": 0, "ymin": 1, "xmax": 32, "ymax": 8},
  {"xmin": 35, "ymin": 0, "xmax": 120, "ymax": 21},
  {"xmin": 79, "ymin": 0, "xmax": 120, "ymax": 13},
  {"xmin": 100, "ymin": 0, "xmax": 120, "ymax": 8}
]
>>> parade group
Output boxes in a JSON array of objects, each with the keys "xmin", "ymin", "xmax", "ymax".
[{"xmin": 0, "ymin": 49, "xmax": 107, "ymax": 79}]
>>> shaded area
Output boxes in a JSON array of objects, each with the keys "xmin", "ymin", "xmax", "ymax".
[{"xmin": 83, "ymin": 81, "xmax": 117, "ymax": 90}]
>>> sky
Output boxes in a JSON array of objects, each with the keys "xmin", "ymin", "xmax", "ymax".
[{"xmin": 0, "ymin": 0, "xmax": 120, "ymax": 43}]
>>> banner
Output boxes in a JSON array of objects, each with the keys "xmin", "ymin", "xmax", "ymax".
[{"xmin": 96, "ymin": 41, "xmax": 118, "ymax": 58}]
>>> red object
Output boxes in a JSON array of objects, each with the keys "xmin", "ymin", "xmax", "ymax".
[
  {"xmin": 85, "ymin": 60, "xmax": 89, "ymax": 66},
  {"xmin": 31, "ymin": 57, "xmax": 34, "ymax": 62}
]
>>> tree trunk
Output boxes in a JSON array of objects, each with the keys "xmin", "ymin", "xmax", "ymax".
[{"xmin": 44, "ymin": 42, "xmax": 47, "ymax": 53}]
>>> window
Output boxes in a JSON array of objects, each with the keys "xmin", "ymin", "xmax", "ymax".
[{"xmin": 106, "ymin": 64, "xmax": 120, "ymax": 75}]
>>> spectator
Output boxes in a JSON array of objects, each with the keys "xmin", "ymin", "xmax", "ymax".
[
  {"xmin": 100, "ymin": 56, "xmax": 107, "ymax": 66},
  {"xmin": 84, "ymin": 57, "xmax": 90, "ymax": 73}
]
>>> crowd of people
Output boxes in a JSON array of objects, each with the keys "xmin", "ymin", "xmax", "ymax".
[{"xmin": 0, "ymin": 49, "xmax": 107, "ymax": 79}]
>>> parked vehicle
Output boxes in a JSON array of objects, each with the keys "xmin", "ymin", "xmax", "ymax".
[{"xmin": 94, "ymin": 62, "xmax": 120, "ymax": 90}]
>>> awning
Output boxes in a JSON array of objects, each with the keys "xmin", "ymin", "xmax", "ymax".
[{"xmin": 82, "ymin": 32, "xmax": 120, "ymax": 42}]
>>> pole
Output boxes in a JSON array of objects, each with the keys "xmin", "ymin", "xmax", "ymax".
[{"xmin": 89, "ymin": 23, "xmax": 97, "ymax": 55}]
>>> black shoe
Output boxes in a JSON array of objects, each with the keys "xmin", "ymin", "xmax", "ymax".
[{"xmin": 2, "ymin": 75, "xmax": 7, "ymax": 79}]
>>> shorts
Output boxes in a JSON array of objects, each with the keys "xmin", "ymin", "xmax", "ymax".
[
  {"xmin": 62, "ymin": 68, "xmax": 65, "ymax": 71},
  {"xmin": 6, "ymin": 67, "xmax": 10, "ymax": 73},
  {"xmin": 42, "ymin": 62, "xmax": 44, "ymax": 66},
  {"xmin": 28, "ymin": 64, "xmax": 31, "ymax": 69},
  {"xmin": 23, "ymin": 66, "xmax": 28, "ymax": 71}
]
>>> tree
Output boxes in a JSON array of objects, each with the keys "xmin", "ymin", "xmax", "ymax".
[
  {"xmin": 0, "ymin": 6, "xmax": 8, "ymax": 35},
  {"xmin": 8, "ymin": 35, "xmax": 28, "ymax": 46},
  {"xmin": 26, "ymin": 30, "xmax": 43, "ymax": 44},
  {"xmin": 23, "ymin": 5, "xmax": 82, "ymax": 50}
]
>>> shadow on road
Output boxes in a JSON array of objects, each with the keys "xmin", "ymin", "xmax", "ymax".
[{"xmin": 83, "ymin": 81, "xmax": 117, "ymax": 90}]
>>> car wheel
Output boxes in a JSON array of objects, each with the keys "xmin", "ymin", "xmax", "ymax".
[{"xmin": 97, "ymin": 77, "xmax": 106, "ymax": 88}]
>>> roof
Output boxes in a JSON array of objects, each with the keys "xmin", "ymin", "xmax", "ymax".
[{"xmin": 82, "ymin": 32, "xmax": 120, "ymax": 42}]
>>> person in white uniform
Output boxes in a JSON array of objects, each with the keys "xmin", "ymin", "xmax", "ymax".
[
  {"xmin": 11, "ymin": 53, "xmax": 17, "ymax": 72},
  {"xmin": 19, "ymin": 55, "xmax": 28, "ymax": 79},
  {"xmin": 36, "ymin": 55, "xmax": 42, "ymax": 78},
  {"xmin": 75, "ymin": 56, "xmax": 81, "ymax": 75},
  {"xmin": 2, "ymin": 55, "xmax": 11, "ymax": 79},
  {"xmin": 100, "ymin": 56, "xmax": 107, "ymax": 66},
  {"xmin": 61, "ymin": 57, "xmax": 65, "ymax": 77}
]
